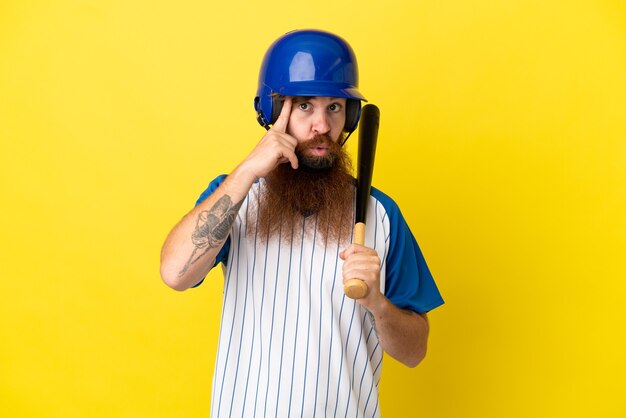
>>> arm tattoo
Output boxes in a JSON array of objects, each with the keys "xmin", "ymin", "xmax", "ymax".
[{"xmin": 178, "ymin": 194, "xmax": 243, "ymax": 277}]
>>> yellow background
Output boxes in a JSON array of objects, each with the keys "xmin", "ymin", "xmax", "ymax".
[{"xmin": 1, "ymin": 0, "xmax": 625, "ymax": 417}]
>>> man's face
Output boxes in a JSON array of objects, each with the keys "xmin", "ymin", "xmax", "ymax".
[{"xmin": 285, "ymin": 96, "xmax": 347, "ymax": 167}]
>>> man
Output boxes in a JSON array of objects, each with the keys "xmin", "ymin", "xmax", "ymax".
[{"xmin": 160, "ymin": 29, "xmax": 444, "ymax": 418}]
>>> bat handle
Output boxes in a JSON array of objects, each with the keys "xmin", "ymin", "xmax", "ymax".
[{"xmin": 343, "ymin": 222, "xmax": 370, "ymax": 299}]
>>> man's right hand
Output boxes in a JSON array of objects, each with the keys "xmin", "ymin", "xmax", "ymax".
[{"xmin": 238, "ymin": 97, "xmax": 299, "ymax": 181}]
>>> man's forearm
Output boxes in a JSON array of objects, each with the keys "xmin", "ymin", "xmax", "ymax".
[
  {"xmin": 368, "ymin": 298, "xmax": 430, "ymax": 368},
  {"xmin": 160, "ymin": 166, "xmax": 256, "ymax": 290}
]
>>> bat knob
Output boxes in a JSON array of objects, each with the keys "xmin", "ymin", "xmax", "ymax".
[{"xmin": 344, "ymin": 279, "xmax": 369, "ymax": 299}]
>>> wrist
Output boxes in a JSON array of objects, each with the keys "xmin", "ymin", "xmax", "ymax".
[
  {"xmin": 363, "ymin": 292, "xmax": 391, "ymax": 317},
  {"xmin": 230, "ymin": 163, "xmax": 259, "ymax": 186}
]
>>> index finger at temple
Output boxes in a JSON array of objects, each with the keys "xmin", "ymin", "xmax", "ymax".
[{"xmin": 272, "ymin": 97, "xmax": 292, "ymax": 132}]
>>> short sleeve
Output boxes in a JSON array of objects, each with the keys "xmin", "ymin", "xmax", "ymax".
[{"xmin": 371, "ymin": 188, "xmax": 444, "ymax": 314}]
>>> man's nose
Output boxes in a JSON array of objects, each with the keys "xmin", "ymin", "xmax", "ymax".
[{"xmin": 312, "ymin": 111, "xmax": 331, "ymax": 135}]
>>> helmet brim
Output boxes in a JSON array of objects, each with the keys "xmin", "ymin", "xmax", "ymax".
[{"xmin": 275, "ymin": 82, "xmax": 367, "ymax": 102}]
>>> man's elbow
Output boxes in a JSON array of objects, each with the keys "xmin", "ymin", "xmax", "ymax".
[
  {"xmin": 405, "ymin": 345, "xmax": 427, "ymax": 368},
  {"xmin": 404, "ymin": 312, "xmax": 429, "ymax": 368},
  {"xmin": 160, "ymin": 263, "xmax": 192, "ymax": 292}
]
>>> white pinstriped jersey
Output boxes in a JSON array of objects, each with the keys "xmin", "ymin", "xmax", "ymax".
[{"xmin": 195, "ymin": 175, "xmax": 444, "ymax": 418}]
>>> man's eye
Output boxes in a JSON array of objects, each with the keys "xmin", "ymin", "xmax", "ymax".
[
  {"xmin": 299, "ymin": 103, "xmax": 309, "ymax": 110},
  {"xmin": 329, "ymin": 103, "xmax": 341, "ymax": 112}
]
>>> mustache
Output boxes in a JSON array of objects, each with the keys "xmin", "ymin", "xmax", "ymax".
[
  {"xmin": 296, "ymin": 134, "xmax": 336, "ymax": 152},
  {"xmin": 296, "ymin": 134, "xmax": 336, "ymax": 148}
]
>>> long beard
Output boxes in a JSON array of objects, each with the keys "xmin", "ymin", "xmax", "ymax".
[{"xmin": 252, "ymin": 135, "xmax": 354, "ymax": 245}]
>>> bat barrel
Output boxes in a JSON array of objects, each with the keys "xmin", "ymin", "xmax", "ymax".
[{"xmin": 355, "ymin": 104, "xmax": 379, "ymax": 224}]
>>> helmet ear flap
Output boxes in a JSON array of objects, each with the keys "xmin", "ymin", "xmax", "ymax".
[
  {"xmin": 255, "ymin": 94, "xmax": 285, "ymax": 130},
  {"xmin": 270, "ymin": 96, "xmax": 283, "ymax": 125},
  {"xmin": 255, "ymin": 92, "xmax": 279, "ymax": 130},
  {"xmin": 254, "ymin": 96, "xmax": 268, "ymax": 129},
  {"xmin": 344, "ymin": 99, "xmax": 361, "ymax": 134}
]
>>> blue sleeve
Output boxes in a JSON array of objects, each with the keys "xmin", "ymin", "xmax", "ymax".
[
  {"xmin": 372, "ymin": 188, "xmax": 444, "ymax": 314},
  {"xmin": 191, "ymin": 174, "xmax": 231, "ymax": 287}
]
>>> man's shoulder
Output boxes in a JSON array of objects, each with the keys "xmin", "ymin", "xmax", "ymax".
[
  {"xmin": 195, "ymin": 174, "xmax": 228, "ymax": 206},
  {"xmin": 369, "ymin": 186, "xmax": 402, "ymax": 217}
]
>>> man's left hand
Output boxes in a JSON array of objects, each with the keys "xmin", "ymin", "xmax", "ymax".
[{"xmin": 339, "ymin": 244, "xmax": 383, "ymax": 309}]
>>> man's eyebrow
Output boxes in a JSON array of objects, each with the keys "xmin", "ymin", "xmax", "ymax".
[
  {"xmin": 292, "ymin": 96, "xmax": 345, "ymax": 104},
  {"xmin": 292, "ymin": 96, "xmax": 311, "ymax": 104}
]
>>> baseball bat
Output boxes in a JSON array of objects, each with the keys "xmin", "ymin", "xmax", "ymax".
[{"xmin": 343, "ymin": 104, "xmax": 380, "ymax": 300}]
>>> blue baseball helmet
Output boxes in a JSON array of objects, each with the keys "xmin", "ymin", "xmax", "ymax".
[{"xmin": 254, "ymin": 29, "xmax": 367, "ymax": 135}]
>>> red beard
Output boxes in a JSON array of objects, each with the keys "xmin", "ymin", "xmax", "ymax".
[{"xmin": 252, "ymin": 135, "xmax": 355, "ymax": 245}]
